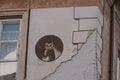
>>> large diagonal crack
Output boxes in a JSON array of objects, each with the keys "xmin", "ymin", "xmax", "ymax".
[{"xmin": 41, "ymin": 30, "xmax": 96, "ymax": 80}]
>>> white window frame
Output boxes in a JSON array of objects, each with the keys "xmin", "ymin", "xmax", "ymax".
[{"xmin": 0, "ymin": 9, "xmax": 29, "ymax": 80}]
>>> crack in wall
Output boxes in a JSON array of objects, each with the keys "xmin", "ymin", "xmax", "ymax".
[
  {"xmin": 41, "ymin": 30, "xmax": 96, "ymax": 80},
  {"xmin": 26, "ymin": 7, "xmax": 103, "ymax": 80},
  {"xmin": 95, "ymin": 28, "xmax": 102, "ymax": 80},
  {"xmin": 95, "ymin": 30, "xmax": 99, "ymax": 80}
]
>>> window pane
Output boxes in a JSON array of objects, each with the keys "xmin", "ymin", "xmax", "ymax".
[
  {"xmin": 119, "ymin": 61, "xmax": 120, "ymax": 80},
  {"xmin": 1, "ymin": 32, "xmax": 19, "ymax": 40},
  {"xmin": 118, "ymin": 49, "xmax": 120, "ymax": 80},
  {"xmin": 0, "ymin": 20, "xmax": 20, "ymax": 80},
  {"xmin": 0, "ymin": 42, "xmax": 17, "ymax": 60},
  {"xmin": 1, "ymin": 21, "xmax": 20, "ymax": 41},
  {"xmin": 3, "ymin": 22, "xmax": 20, "ymax": 32}
]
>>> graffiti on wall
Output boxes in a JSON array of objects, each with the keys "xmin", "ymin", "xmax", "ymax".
[{"xmin": 35, "ymin": 35, "xmax": 63, "ymax": 62}]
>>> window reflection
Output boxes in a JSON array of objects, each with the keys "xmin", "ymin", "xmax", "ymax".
[{"xmin": 0, "ymin": 20, "xmax": 20, "ymax": 79}]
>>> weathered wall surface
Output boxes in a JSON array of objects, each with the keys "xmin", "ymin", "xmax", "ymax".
[
  {"xmin": 0, "ymin": 0, "xmax": 29, "ymax": 10},
  {"xmin": 43, "ymin": 31, "xmax": 97, "ymax": 80},
  {"xmin": 26, "ymin": 6, "xmax": 103, "ymax": 80},
  {"xmin": 30, "ymin": 0, "xmax": 97, "ymax": 8},
  {"xmin": 0, "ymin": 0, "xmax": 97, "ymax": 10},
  {"xmin": 0, "ymin": 0, "xmax": 110, "ymax": 80}
]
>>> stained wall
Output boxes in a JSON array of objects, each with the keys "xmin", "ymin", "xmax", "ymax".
[{"xmin": 0, "ymin": 0, "xmax": 97, "ymax": 10}]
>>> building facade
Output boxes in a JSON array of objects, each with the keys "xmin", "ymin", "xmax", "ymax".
[{"xmin": 0, "ymin": 0, "xmax": 119, "ymax": 80}]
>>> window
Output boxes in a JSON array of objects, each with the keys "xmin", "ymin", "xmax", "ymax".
[
  {"xmin": 117, "ymin": 49, "xmax": 120, "ymax": 80},
  {"xmin": 0, "ymin": 10, "xmax": 29, "ymax": 80},
  {"xmin": 0, "ymin": 19, "xmax": 21, "ymax": 80}
]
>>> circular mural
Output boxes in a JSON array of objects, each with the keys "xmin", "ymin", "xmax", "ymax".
[{"xmin": 35, "ymin": 35, "xmax": 64, "ymax": 62}]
